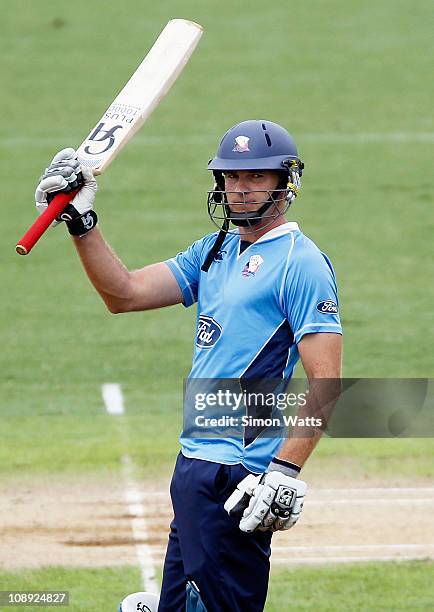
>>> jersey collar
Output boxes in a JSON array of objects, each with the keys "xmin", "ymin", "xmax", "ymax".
[{"xmin": 244, "ymin": 221, "xmax": 300, "ymax": 245}]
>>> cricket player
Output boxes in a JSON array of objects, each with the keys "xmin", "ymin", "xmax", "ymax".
[{"xmin": 35, "ymin": 120, "xmax": 342, "ymax": 612}]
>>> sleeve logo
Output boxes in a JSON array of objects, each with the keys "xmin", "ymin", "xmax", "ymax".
[
  {"xmin": 316, "ymin": 300, "xmax": 339, "ymax": 314},
  {"xmin": 196, "ymin": 315, "xmax": 223, "ymax": 349}
]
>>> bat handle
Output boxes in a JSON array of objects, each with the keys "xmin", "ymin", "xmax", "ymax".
[{"xmin": 15, "ymin": 190, "xmax": 80, "ymax": 255}]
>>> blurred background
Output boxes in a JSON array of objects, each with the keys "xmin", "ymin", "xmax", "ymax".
[{"xmin": 1, "ymin": 1, "xmax": 433, "ymax": 609}]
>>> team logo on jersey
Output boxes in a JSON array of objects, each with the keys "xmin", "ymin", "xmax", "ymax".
[
  {"xmin": 242, "ymin": 254, "xmax": 264, "ymax": 277},
  {"xmin": 196, "ymin": 315, "xmax": 223, "ymax": 349},
  {"xmin": 316, "ymin": 300, "xmax": 339, "ymax": 314},
  {"xmin": 233, "ymin": 135, "xmax": 250, "ymax": 152},
  {"xmin": 214, "ymin": 249, "xmax": 226, "ymax": 262}
]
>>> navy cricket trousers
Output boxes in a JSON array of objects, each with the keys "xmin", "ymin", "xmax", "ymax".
[{"xmin": 158, "ymin": 453, "xmax": 272, "ymax": 612}]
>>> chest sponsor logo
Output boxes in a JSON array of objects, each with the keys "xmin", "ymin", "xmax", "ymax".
[
  {"xmin": 316, "ymin": 300, "xmax": 339, "ymax": 314},
  {"xmin": 196, "ymin": 315, "xmax": 223, "ymax": 349},
  {"xmin": 242, "ymin": 254, "xmax": 264, "ymax": 277}
]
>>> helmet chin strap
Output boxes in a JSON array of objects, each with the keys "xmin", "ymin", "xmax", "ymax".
[
  {"xmin": 201, "ymin": 218, "xmax": 230, "ymax": 272},
  {"xmin": 202, "ymin": 172, "xmax": 289, "ymax": 272},
  {"xmin": 216, "ymin": 170, "xmax": 288, "ymax": 228},
  {"xmin": 226, "ymin": 199, "xmax": 275, "ymax": 227}
]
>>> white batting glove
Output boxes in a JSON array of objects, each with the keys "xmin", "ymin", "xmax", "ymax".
[
  {"xmin": 35, "ymin": 148, "xmax": 98, "ymax": 235},
  {"xmin": 119, "ymin": 591, "xmax": 159, "ymax": 612},
  {"xmin": 224, "ymin": 466, "xmax": 307, "ymax": 533}
]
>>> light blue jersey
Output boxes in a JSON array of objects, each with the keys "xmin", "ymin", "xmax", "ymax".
[{"xmin": 165, "ymin": 222, "xmax": 342, "ymax": 472}]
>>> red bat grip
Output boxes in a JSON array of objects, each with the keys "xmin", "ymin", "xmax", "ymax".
[{"xmin": 15, "ymin": 189, "xmax": 79, "ymax": 255}]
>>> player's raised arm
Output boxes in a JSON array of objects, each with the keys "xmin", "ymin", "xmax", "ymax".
[
  {"xmin": 16, "ymin": 19, "xmax": 203, "ymax": 256},
  {"xmin": 34, "ymin": 148, "xmax": 183, "ymax": 313},
  {"xmin": 74, "ymin": 231, "xmax": 183, "ymax": 312}
]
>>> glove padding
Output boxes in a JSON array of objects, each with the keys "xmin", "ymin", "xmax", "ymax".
[
  {"xmin": 35, "ymin": 148, "xmax": 98, "ymax": 233},
  {"xmin": 224, "ymin": 470, "xmax": 307, "ymax": 533},
  {"xmin": 119, "ymin": 591, "xmax": 159, "ymax": 612}
]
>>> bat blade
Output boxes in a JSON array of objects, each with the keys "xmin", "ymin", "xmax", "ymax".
[
  {"xmin": 16, "ymin": 18, "xmax": 203, "ymax": 255},
  {"xmin": 76, "ymin": 19, "xmax": 203, "ymax": 175}
]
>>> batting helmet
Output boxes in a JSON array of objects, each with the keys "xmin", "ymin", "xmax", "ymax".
[
  {"xmin": 208, "ymin": 119, "xmax": 302, "ymax": 172},
  {"xmin": 207, "ymin": 119, "xmax": 304, "ymax": 231},
  {"xmin": 201, "ymin": 120, "xmax": 304, "ymax": 272}
]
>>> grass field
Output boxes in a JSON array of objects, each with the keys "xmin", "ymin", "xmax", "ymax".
[
  {"xmin": 1, "ymin": 0, "xmax": 433, "ymax": 610},
  {"xmin": 1, "ymin": 562, "xmax": 432, "ymax": 611}
]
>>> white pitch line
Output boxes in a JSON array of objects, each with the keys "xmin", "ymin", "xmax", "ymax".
[
  {"xmin": 122, "ymin": 455, "xmax": 159, "ymax": 594},
  {"xmin": 132, "ymin": 487, "xmax": 434, "ymax": 499},
  {"xmin": 2, "ymin": 132, "xmax": 434, "ymax": 148},
  {"xmin": 101, "ymin": 383, "xmax": 124, "ymax": 415},
  {"xmin": 270, "ymin": 554, "xmax": 433, "ymax": 565},
  {"xmin": 140, "ymin": 544, "xmax": 434, "ymax": 554},
  {"xmin": 301, "ymin": 132, "xmax": 434, "ymax": 143},
  {"xmin": 136, "ymin": 546, "xmax": 434, "ymax": 566},
  {"xmin": 272, "ymin": 544, "xmax": 434, "ymax": 553},
  {"xmin": 130, "ymin": 492, "xmax": 434, "ymax": 505},
  {"xmin": 99, "ymin": 389, "xmax": 434, "ymax": 573},
  {"xmin": 102, "ymin": 384, "xmax": 159, "ymax": 594},
  {"xmin": 308, "ymin": 498, "xmax": 434, "ymax": 505},
  {"xmin": 312, "ymin": 487, "xmax": 434, "ymax": 494}
]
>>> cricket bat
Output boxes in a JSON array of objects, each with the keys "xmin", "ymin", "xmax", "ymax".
[{"xmin": 16, "ymin": 18, "xmax": 203, "ymax": 255}]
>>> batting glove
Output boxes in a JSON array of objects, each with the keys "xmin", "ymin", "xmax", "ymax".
[
  {"xmin": 224, "ymin": 459, "xmax": 307, "ymax": 533},
  {"xmin": 35, "ymin": 148, "xmax": 98, "ymax": 236},
  {"xmin": 119, "ymin": 591, "xmax": 159, "ymax": 612}
]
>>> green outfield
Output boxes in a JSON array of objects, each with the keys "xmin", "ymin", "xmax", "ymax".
[
  {"xmin": 0, "ymin": 561, "xmax": 432, "ymax": 611},
  {"xmin": 1, "ymin": 0, "xmax": 433, "ymax": 610}
]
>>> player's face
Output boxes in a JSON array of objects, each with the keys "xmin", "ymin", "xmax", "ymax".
[{"xmin": 223, "ymin": 170, "xmax": 282, "ymax": 212}]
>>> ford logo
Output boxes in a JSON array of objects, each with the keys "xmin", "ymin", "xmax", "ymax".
[
  {"xmin": 316, "ymin": 300, "xmax": 339, "ymax": 314},
  {"xmin": 196, "ymin": 315, "xmax": 223, "ymax": 349}
]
